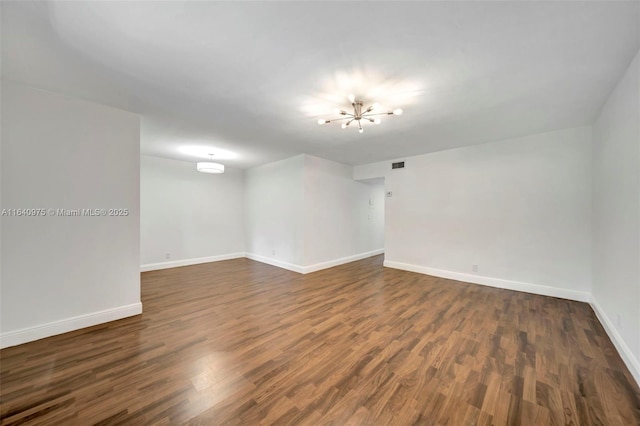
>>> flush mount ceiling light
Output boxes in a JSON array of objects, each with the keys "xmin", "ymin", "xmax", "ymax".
[
  {"xmin": 317, "ymin": 94, "xmax": 403, "ymax": 134},
  {"xmin": 197, "ymin": 154, "xmax": 224, "ymax": 174}
]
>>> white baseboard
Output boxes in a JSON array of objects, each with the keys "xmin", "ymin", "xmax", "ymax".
[
  {"xmin": 0, "ymin": 302, "xmax": 143, "ymax": 349},
  {"xmin": 244, "ymin": 253, "xmax": 305, "ymax": 273},
  {"xmin": 141, "ymin": 252, "xmax": 245, "ymax": 272},
  {"xmin": 246, "ymin": 249, "xmax": 384, "ymax": 274},
  {"xmin": 590, "ymin": 296, "xmax": 640, "ymax": 386},
  {"xmin": 383, "ymin": 260, "xmax": 590, "ymax": 303},
  {"xmin": 301, "ymin": 249, "xmax": 384, "ymax": 274}
]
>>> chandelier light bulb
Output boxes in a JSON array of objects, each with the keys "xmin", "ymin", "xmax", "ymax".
[
  {"xmin": 359, "ymin": 128, "xmax": 364, "ymax": 134},
  {"xmin": 374, "ymin": 118, "xmax": 381, "ymax": 125},
  {"xmin": 348, "ymin": 94, "xmax": 356, "ymax": 103},
  {"xmin": 393, "ymin": 108, "xmax": 403, "ymax": 115},
  {"xmin": 341, "ymin": 123, "xmax": 348, "ymax": 129},
  {"xmin": 372, "ymin": 102, "xmax": 380, "ymax": 110},
  {"xmin": 318, "ymin": 119, "xmax": 328, "ymax": 125}
]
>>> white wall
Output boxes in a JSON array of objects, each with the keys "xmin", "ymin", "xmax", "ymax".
[
  {"xmin": 592, "ymin": 50, "xmax": 640, "ymax": 382},
  {"xmin": 245, "ymin": 155, "xmax": 306, "ymax": 268},
  {"xmin": 353, "ymin": 161, "xmax": 389, "ymax": 181},
  {"xmin": 365, "ymin": 179, "xmax": 385, "ymax": 253},
  {"xmin": 140, "ymin": 155, "xmax": 245, "ymax": 269},
  {"xmin": 1, "ymin": 81, "xmax": 141, "ymax": 348},
  {"xmin": 303, "ymin": 155, "xmax": 384, "ymax": 267},
  {"xmin": 356, "ymin": 126, "xmax": 593, "ymax": 300},
  {"xmin": 244, "ymin": 154, "xmax": 384, "ymax": 272}
]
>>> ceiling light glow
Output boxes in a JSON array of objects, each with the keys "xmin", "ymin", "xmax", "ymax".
[
  {"xmin": 177, "ymin": 145, "xmax": 237, "ymax": 160},
  {"xmin": 301, "ymin": 70, "xmax": 422, "ymax": 135}
]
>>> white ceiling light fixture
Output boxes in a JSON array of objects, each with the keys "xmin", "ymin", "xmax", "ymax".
[
  {"xmin": 317, "ymin": 94, "xmax": 403, "ymax": 134},
  {"xmin": 197, "ymin": 154, "xmax": 225, "ymax": 174}
]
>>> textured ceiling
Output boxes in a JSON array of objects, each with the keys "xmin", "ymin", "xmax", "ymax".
[{"xmin": 2, "ymin": 1, "xmax": 639, "ymax": 168}]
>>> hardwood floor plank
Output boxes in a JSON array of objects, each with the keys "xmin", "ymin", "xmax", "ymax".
[{"xmin": 1, "ymin": 255, "xmax": 639, "ymax": 425}]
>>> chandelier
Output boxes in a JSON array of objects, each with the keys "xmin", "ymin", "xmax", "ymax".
[{"xmin": 317, "ymin": 94, "xmax": 403, "ymax": 133}]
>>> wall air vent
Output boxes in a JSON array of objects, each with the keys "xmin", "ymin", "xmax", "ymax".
[{"xmin": 392, "ymin": 161, "xmax": 405, "ymax": 169}]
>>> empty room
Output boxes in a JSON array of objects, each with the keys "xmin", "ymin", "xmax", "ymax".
[{"xmin": 1, "ymin": 1, "xmax": 639, "ymax": 425}]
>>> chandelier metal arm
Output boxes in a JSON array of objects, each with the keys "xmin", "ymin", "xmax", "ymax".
[
  {"xmin": 361, "ymin": 112, "xmax": 395, "ymax": 117},
  {"xmin": 325, "ymin": 116, "xmax": 356, "ymax": 123}
]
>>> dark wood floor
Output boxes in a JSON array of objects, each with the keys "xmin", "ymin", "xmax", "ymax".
[{"xmin": 1, "ymin": 255, "xmax": 638, "ymax": 425}]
